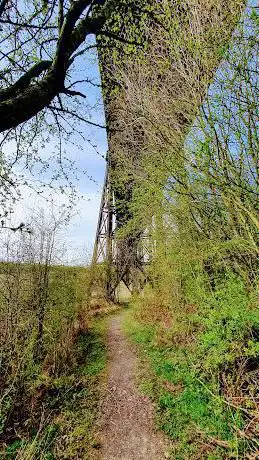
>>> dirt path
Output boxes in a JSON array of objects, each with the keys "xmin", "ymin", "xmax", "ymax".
[{"xmin": 97, "ymin": 311, "xmax": 168, "ymax": 460}]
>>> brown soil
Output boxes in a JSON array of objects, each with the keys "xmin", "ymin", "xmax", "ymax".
[{"xmin": 97, "ymin": 311, "xmax": 169, "ymax": 460}]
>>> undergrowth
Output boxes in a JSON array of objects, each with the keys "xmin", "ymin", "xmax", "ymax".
[
  {"xmin": 124, "ymin": 274, "xmax": 259, "ymax": 460},
  {"xmin": 0, "ymin": 317, "xmax": 107, "ymax": 460}
]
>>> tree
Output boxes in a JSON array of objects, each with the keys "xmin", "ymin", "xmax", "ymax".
[
  {"xmin": 0, "ymin": 0, "xmax": 150, "ymax": 228},
  {"xmin": 112, "ymin": 2, "xmax": 258, "ymax": 284},
  {"xmin": 0, "ymin": 0, "xmax": 245, "ymax": 234},
  {"xmin": 0, "ymin": 0, "xmax": 144, "ymax": 133}
]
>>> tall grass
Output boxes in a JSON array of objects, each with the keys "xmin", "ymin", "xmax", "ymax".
[{"xmin": 0, "ymin": 260, "xmax": 90, "ymax": 450}]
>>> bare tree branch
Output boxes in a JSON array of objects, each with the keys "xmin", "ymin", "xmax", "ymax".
[
  {"xmin": 0, "ymin": 0, "xmax": 105, "ymax": 132},
  {"xmin": 49, "ymin": 105, "xmax": 106, "ymax": 128},
  {"xmin": 0, "ymin": 0, "xmax": 8, "ymax": 19}
]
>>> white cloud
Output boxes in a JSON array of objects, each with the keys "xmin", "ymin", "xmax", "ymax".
[
  {"xmin": 1, "ymin": 178, "xmax": 103, "ymax": 265},
  {"xmin": 0, "ymin": 54, "xmax": 107, "ymax": 265}
]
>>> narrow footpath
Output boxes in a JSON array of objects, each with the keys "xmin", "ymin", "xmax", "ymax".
[{"xmin": 97, "ymin": 311, "xmax": 168, "ymax": 460}]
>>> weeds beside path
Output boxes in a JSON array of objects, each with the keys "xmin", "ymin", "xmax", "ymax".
[
  {"xmin": 1, "ymin": 317, "xmax": 107, "ymax": 459},
  {"xmin": 124, "ymin": 297, "xmax": 259, "ymax": 460}
]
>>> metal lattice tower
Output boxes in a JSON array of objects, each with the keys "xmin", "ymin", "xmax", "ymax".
[{"xmin": 91, "ymin": 161, "xmax": 152, "ymax": 301}]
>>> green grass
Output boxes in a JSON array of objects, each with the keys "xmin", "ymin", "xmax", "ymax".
[
  {"xmin": 124, "ymin": 312, "xmax": 241, "ymax": 459},
  {"xmin": 3, "ymin": 318, "xmax": 108, "ymax": 460},
  {"xmin": 124, "ymin": 275, "xmax": 258, "ymax": 459},
  {"xmin": 50, "ymin": 318, "xmax": 107, "ymax": 459}
]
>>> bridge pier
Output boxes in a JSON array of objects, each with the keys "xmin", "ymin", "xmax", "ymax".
[{"xmin": 89, "ymin": 161, "xmax": 150, "ymax": 302}]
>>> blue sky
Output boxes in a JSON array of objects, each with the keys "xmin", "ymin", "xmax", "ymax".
[
  {"xmin": 2, "ymin": 49, "xmax": 108, "ymax": 265},
  {"xmin": 1, "ymin": 0, "xmax": 257, "ymax": 265}
]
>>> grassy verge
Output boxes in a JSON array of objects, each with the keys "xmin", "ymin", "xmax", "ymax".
[
  {"xmin": 124, "ymin": 280, "xmax": 258, "ymax": 460},
  {"xmin": 2, "ymin": 317, "xmax": 107, "ymax": 460}
]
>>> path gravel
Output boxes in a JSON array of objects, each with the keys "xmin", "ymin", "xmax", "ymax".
[{"xmin": 98, "ymin": 312, "xmax": 168, "ymax": 460}]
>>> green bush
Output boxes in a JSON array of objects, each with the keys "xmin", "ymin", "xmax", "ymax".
[{"xmin": 125, "ymin": 268, "xmax": 258, "ymax": 458}]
